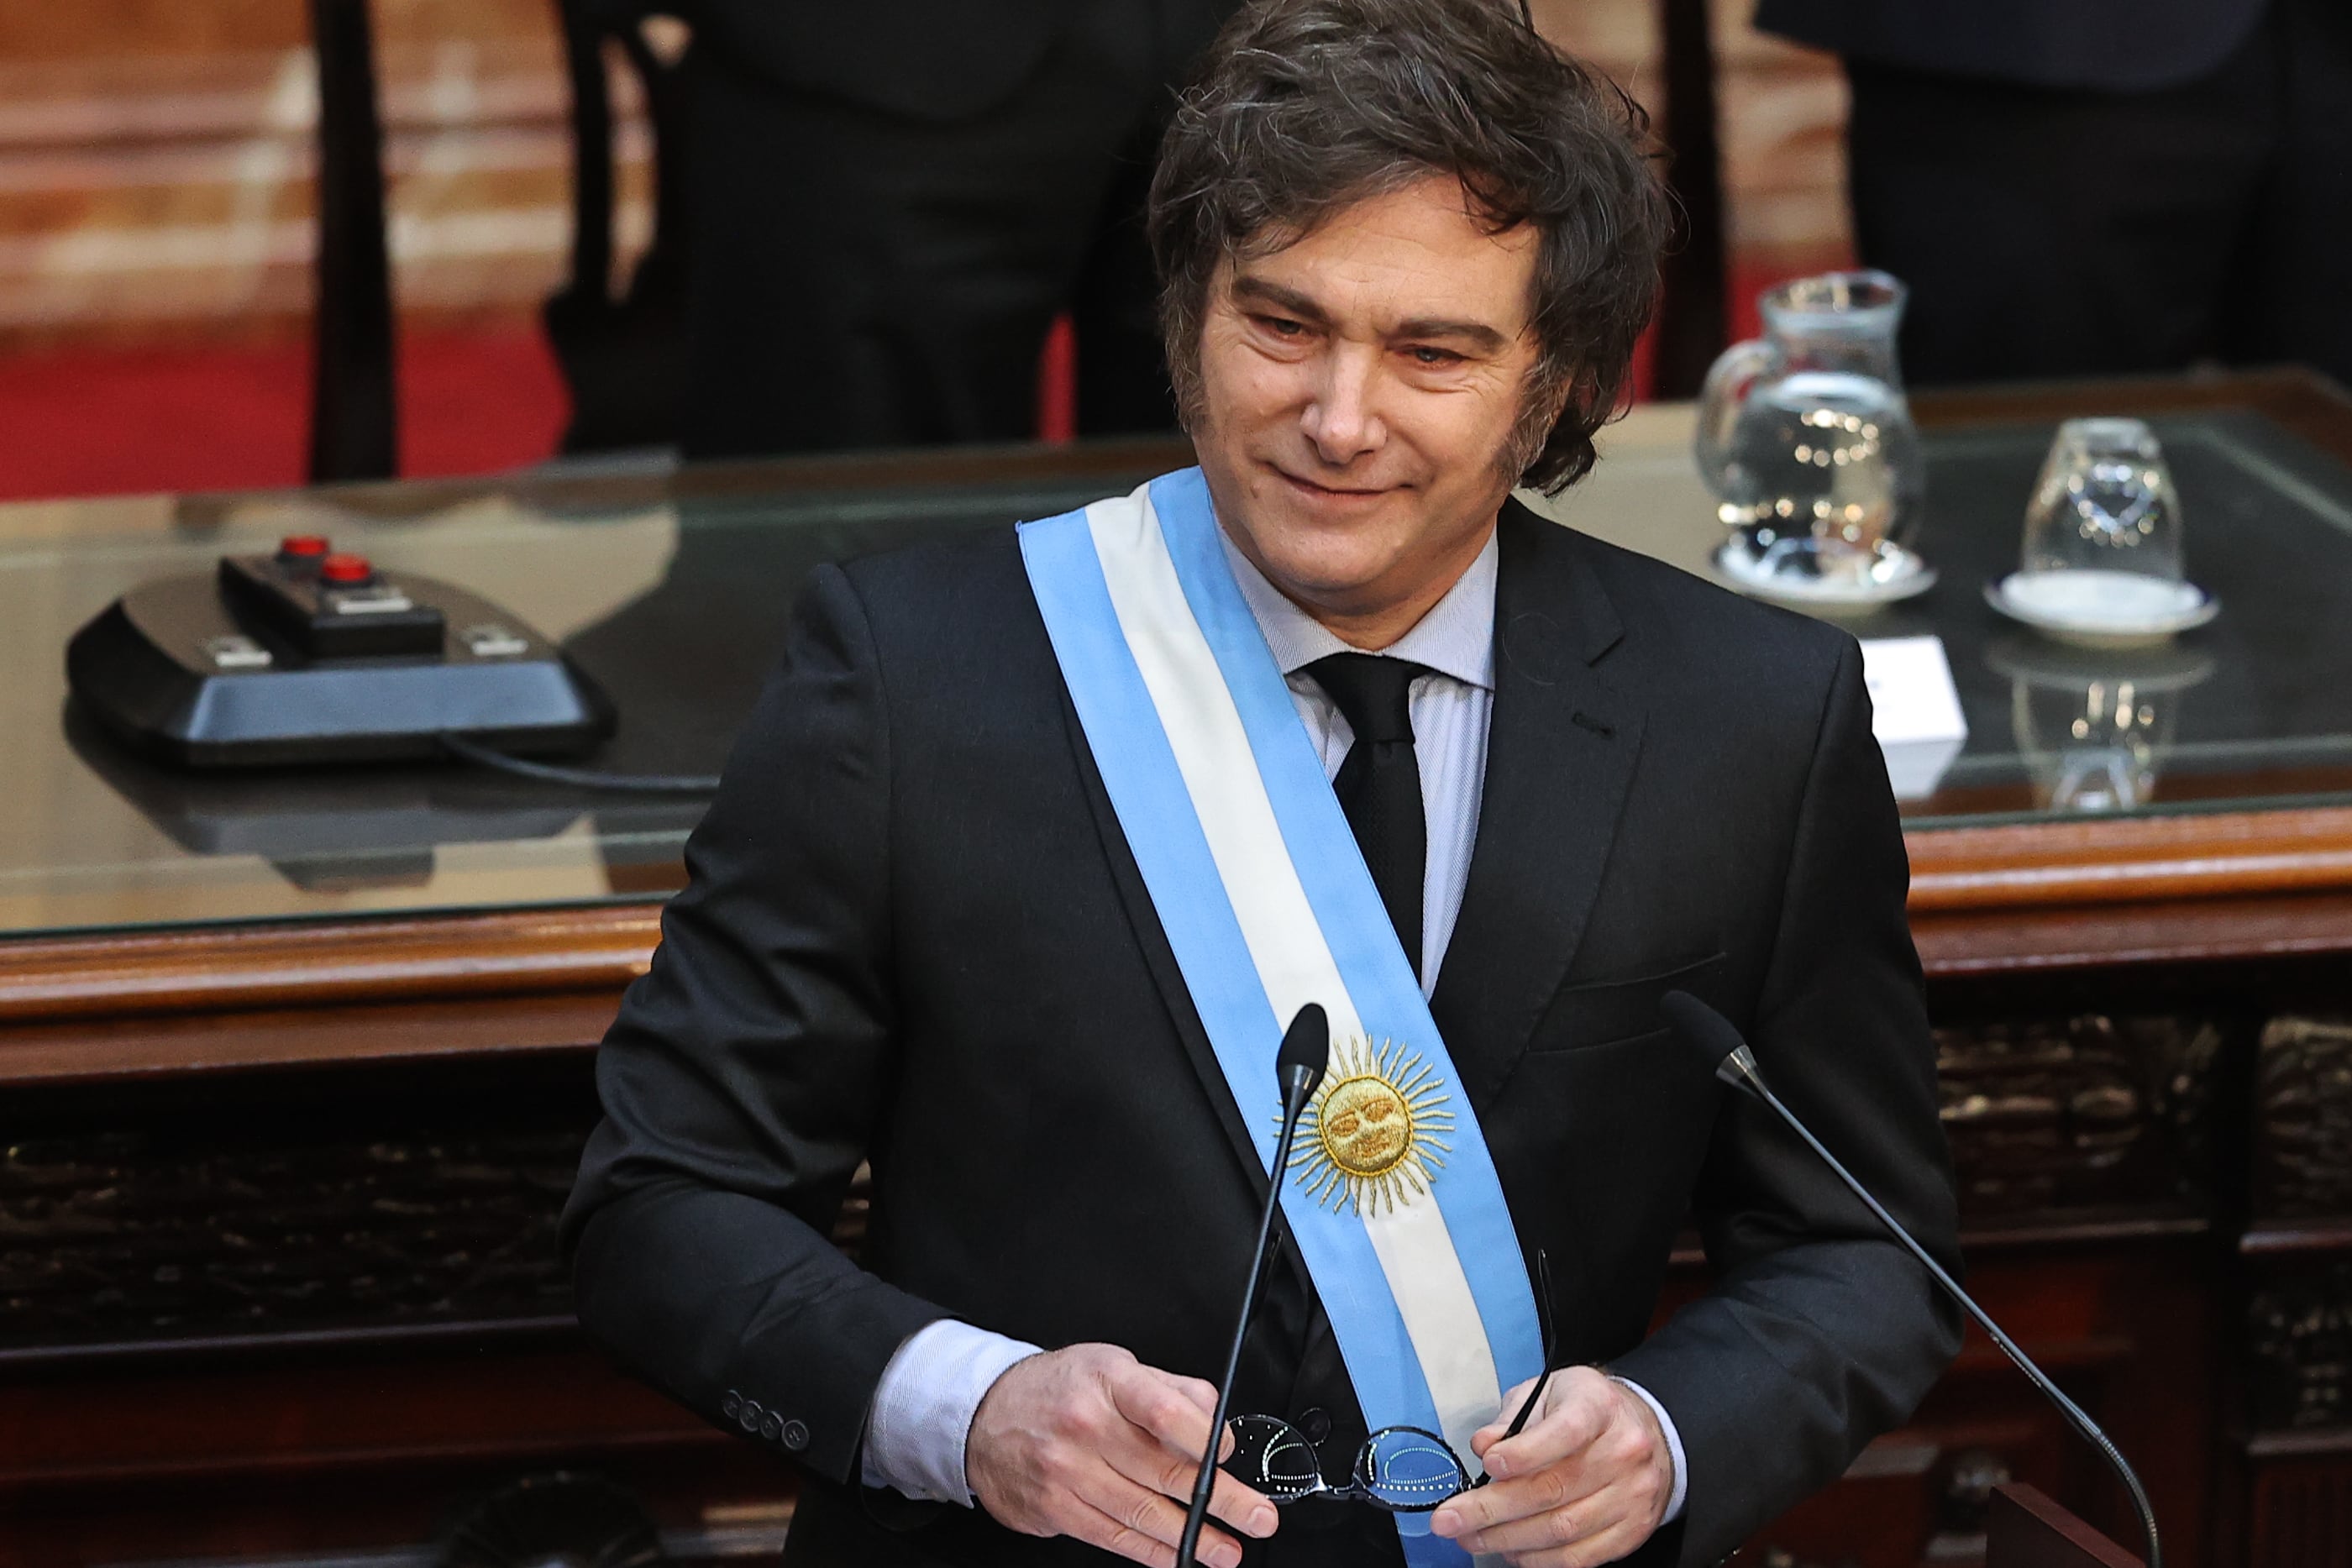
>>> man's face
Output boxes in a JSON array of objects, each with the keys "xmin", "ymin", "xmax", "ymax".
[{"xmin": 1189, "ymin": 175, "xmax": 1549, "ymax": 640}]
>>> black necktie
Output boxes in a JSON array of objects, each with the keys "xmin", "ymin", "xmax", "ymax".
[{"xmin": 1306, "ymin": 653, "xmax": 1430, "ymax": 978}]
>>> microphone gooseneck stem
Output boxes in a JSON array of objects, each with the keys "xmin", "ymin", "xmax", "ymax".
[
  {"xmin": 1746, "ymin": 1075, "xmax": 2162, "ymax": 1568},
  {"xmin": 1179, "ymin": 1071, "xmax": 1313, "ymax": 1568}
]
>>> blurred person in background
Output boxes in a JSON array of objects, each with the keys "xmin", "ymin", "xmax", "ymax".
[
  {"xmin": 679, "ymin": 0, "xmax": 1239, "ymax": 459},
  {"xmin": 1756, "ymin": 0, "xmax": 2351, "ymax": 388}
]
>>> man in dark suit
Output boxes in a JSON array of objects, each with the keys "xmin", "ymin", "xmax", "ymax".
[
  {"xmin": 566, "ymin": 3, "xmax": 1961, "ymax": 1565},
  {"xmin": 677, "ymin": 0, "xmax": 1238, "ymax": 458},
  {"xmin": 1756, "ymin": 0, "xmax": 2350, "ymax": 387}
]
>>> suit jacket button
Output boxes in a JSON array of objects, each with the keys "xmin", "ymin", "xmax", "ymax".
[
  {"xmin": 739, "ymin": 1398, "xmax": 764, "ymax": 1433},
  {"xmin": 1298, "ymin": 1407, "xmax": 1332, "ymax": 1445},
  {"xmin": 760, "ymin": 1412, "xmax": 782, "ymax": 1441},
  {"xmin": 720, "ymin": 1391, "xmax": 742, "ymax": 1421},
  {"xmin": 782, "ymin": 1419, "xmax": 811, "ymax": 1451}
]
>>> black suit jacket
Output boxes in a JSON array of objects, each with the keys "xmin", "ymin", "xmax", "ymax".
[
  {"xmin": 1755, "ymin": 0, "xmax": 2268, "ymax": 91},
  {"xmin": 563, "ymin": 499, "xmax": 1962, "ymax": 1567}
]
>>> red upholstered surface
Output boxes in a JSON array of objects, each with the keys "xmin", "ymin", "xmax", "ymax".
[{"xmin": 0, "ymin": 325, "xmax": 569, "ymax": 503}]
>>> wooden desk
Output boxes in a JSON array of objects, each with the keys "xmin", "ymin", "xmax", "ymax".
[{"xmin": 3, "ymin": 375, "xmax": 2351, "ymax": 1566}]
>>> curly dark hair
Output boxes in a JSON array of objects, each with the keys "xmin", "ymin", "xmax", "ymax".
[{"xmin": 1148, "ymin": 0, "xmax": 1670, "ymax": 495}]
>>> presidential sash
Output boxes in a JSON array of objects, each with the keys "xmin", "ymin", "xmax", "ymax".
[{"xmin": 1018, "ymin": 468, "xmax": 1542, "ymax": 1567}]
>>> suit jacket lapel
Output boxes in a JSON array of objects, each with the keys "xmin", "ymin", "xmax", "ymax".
[
  {"xmin": 1431, "ymin": 501, "xmax": 1646, "ymax": 1109},
  {"xmin": 1049, "ymin": 675, "xmax": 1273, "ymax": 1198}
]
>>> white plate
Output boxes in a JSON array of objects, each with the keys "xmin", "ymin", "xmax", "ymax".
[
  {"xmin": 1709, "ymin": 542, "xmax": 1938, "ymax": 610},
  {"xmin": 1984, "ymin": 570, "xmax": 2218, "ymax": 648}
]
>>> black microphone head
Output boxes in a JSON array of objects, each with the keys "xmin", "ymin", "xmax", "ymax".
[
  {"xmin": 1277, "ymin": 1004, "xmax": 1330, "ymax": 1098},
  {"xmin": 1658, "ymin": 990, "xmax": 1763, "ymax": 1096}
]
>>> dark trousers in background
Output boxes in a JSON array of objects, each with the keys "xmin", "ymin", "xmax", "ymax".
[
  {"xmin": 680, "ymin": 2, "xmax": 1225, "ymax": 459},
  {"xmin": 1845, "ymin": 0, "xmax": 2352, "ymax": 388}
]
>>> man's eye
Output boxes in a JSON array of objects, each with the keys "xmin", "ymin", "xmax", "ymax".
[
  {"xmin": 1409, "ymin": 345, "xmax": 1463, "ymax": 366},
  {"xmin": 1259, "ymin": 316, "xmax": 1305, "ymax": 337}
]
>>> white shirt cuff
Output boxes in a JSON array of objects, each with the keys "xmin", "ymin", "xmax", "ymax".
[
  {"xmin": 861, "ymin": 1319, "xmax": 1044, "ymax": 1503},
  {"xmin": 1609, "ymin": 1376, "xmax": 1688, "ymax": 1523}
]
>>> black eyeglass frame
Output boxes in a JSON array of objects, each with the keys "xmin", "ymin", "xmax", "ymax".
[{"xmin": 1222, "ymin": 1249, "xmax": 1561, "ymax": 1513}]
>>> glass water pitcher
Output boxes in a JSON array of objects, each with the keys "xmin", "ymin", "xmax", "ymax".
[{"xmin": 1695, "ymin": 271, "xmax": 1927, "ymax": 591}]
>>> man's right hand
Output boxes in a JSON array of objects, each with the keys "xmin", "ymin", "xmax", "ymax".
[{"xmin": 966, "ymin": 1343, "xmax": 1279, "ymax": 1568}]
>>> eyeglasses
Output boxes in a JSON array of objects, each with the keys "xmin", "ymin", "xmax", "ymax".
[{"xmin": 1221, "ymin": 1251, "xmax": 1558, "ymax": 1513}]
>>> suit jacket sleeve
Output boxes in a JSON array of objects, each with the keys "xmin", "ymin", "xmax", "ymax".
[
  {"xmin": 559, "ymin": 563, "xmax": 947, "ymax": 1487},
  {"xmin": 1608, "ymin": 637, "xmax": 1964, "ymax": 1565}
]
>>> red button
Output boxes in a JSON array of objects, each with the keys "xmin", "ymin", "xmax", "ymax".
[
  {"xmin": 318, "ymin": 553, "xmax": 374, "ymax": 585},
  {"xmin": 278, "ymin": 534, "xmax": 330, "ymax": 559}
]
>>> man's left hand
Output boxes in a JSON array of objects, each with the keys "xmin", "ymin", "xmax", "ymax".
[{"xmin": 1428, "ymin": 1368, "xmax": 1672, "ymax": 1566}]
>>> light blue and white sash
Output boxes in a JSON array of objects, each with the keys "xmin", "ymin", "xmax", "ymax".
[{"xmin": 1019, "ymin": 468, "xmax": 1542, "ymax": 1567}]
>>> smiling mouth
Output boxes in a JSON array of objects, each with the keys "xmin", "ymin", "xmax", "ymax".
[{"xmin": 1271, "ymin": 464, "xmax": 1394, "ymax": 501}]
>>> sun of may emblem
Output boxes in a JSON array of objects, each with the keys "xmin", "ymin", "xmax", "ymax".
[{"xmin": 1289, "ymin": 1037, "xmax": 1455, "ymax": 1215}]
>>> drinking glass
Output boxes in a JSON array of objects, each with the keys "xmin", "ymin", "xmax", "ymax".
[{"xmin": 2018, "ymin": 419, "xmax": 2184, "ymax": 611}]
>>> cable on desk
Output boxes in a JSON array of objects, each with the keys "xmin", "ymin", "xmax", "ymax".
[{"xmin": 438, "ymin": 732, "xmax": 722, "ymax": 794}]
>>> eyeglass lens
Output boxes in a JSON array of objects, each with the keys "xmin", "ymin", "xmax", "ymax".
[
  {"xmin": 1356, "ymin": 1426, "xmax": 1473, "ymax": 1511},
  {"xmin": 1227, "ymin": 1413, "xmax": 1326, "ymax": 1502}
]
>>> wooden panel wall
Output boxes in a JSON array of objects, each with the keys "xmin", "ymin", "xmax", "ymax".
[{"xmin": 0, "ymin": 0, "xmax": 652, "ymax": 349}]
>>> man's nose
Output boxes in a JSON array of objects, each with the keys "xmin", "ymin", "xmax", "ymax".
[{"xmin": 1300, "ymin": 345, "xmax": 1385, "ymax": 464}]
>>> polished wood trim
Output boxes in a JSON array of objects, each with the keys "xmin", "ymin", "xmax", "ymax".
[
  {"xmin": 0, "ymin": 988, "xmax": 624, "ymax": 1084},
  {"xmin": 0, "ymin": 904, "xmax": 657, "ymax": 1022},
  {"xmin": 4, "ymin": 805, "xmax": 2351, "ymax": 1077},
  {"xmin": 1908, "ymin": 808, "xmax": 2352, "ymax": 912},
  {"xmin": 1914, "ymin": 891, "xmax": 2352, "ymax": 976}
]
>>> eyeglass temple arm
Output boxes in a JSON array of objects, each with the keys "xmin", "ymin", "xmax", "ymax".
[{"xmin": 1497, "ymin": 1249, "xmax": 1558, "ymax": 1443}]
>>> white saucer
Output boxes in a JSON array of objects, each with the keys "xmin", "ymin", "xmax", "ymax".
[
  {"xmin": 1709, "ymin": 541, "xmax": 1938, "ymax": 611},
  {"xmin": 1984, "ymin": 570, "xmax": 2218, "ymax": 648}
]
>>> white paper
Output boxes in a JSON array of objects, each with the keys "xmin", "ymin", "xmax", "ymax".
[{"xmin": 1859, "ymin": 635, "xmax": 1968, "ymax": 800}]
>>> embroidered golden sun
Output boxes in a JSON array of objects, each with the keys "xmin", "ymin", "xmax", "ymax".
[{"xmin": 1288, "ymin": 1037, "xmax": 1455, "ymax": 1216}]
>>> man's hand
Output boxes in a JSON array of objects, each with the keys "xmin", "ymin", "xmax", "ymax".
[
  {"xmin": 966, "ymin": 1343, "xmax": 1278, "ymax": 1568},
  {"xmin": 1429, "ymin": 1369, "xmax": 1672, "ymax": 1567}
]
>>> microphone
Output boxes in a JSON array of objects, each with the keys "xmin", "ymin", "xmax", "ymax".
[
  {"xmin": 1658, "ymin": 991, "xmax": 2162, "ymax": 1568},
  {"xmin": 1179, "ymin": 1003, "xmax": 1329, "ymax": 1568}
]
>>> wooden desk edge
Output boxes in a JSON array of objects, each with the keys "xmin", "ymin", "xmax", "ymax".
[
  {"xmin": 0, "ymin": 904, "xmax": 659, "ymax": 1025},
  {"xmin": 1, "ymin": 805, "xmax": 2349, "ymax": 1084},
  {"xmin": 1908, "ymin": 804, "xmax": 2352, "ymax": 910}
]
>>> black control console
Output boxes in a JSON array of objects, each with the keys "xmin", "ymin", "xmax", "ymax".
[{"xmin": 68, "ymin": 536, "xmax": 614, "ymax": 768}]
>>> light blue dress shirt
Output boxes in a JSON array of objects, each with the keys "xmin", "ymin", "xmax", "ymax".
[{"xmin": 860, "ymin": 525, "xmax": 1687, "ymax": 1523}]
